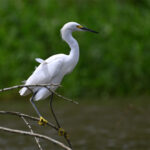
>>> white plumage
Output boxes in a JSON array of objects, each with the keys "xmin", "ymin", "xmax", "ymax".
[{"xmin": 19, "ymin": 22, "xmax": 97, "ymax": 101}]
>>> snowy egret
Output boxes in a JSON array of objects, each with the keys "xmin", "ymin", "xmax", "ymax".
[{"xmin": 19, "ymin": 22, "xmax": 98, "ymax": 133}]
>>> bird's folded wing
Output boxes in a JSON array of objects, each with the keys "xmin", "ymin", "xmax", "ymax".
[
  {"xmin": 26, "ymin": 59, "xmax": 63, "ymax": 85},
  {"xmin": 19, "ymin": 59, "xmax": 63, "ymax": 96}
]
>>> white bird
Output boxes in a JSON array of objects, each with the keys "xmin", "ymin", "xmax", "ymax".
[{"xmin": 19, "ymin": 22, "xmax": 98, "ymax": 128}]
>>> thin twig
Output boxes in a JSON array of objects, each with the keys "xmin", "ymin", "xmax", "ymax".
[
  {"xmin": 0, "ymin": 126, "xmax": 72, "ymax": 150},
  {"xmin": 52, "ymin": 90, "xmax": 78, "ymax": 104},
  {"xmin": 0, "ymin": 84, "xmax": 78, "ymax": 104},
  {"xmin": 0, "ymin": 84, "xmax": 60, "ymax": 92},
  {"xmin": 0, "ymin": 111, "xmax": 58, "ymax": 130},
  {"xmin": 21, "ymin": 116, "xmax": 43, "ymax": 150}
]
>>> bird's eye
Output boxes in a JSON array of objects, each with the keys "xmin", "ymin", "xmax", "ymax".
[{"xmin": 76, "ymin": 25, "xmax": 83, "ymax": 29}]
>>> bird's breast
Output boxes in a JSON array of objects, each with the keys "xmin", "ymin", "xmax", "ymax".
[{"xmin": 64, "ymin": 60, "xmax": 77, "ymax": 74}]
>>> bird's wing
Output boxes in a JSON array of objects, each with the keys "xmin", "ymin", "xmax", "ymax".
[
  {"xmin": 19, "ymin": 54, "xmax": 66, "ymax": 96},
  {"xmin": 26, "ymin": 58, "xmax": 64, "ymax": 85}
]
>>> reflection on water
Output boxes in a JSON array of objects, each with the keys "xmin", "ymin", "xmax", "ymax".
[{"xmin": 0, "ymin": 99, "xmax": 150, "ymax": 150}]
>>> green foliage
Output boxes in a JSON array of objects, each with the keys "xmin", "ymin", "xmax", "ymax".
[{"xmin": 0, "ymin": 0, "xmax": 150, "ymax": 98}]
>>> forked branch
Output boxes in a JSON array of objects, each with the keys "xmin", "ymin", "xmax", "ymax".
[
  {"xmin": 0, "ymin": 111, "xmax": 72, "ymax": 150},
  {"xmin": 21, "ymin": 116, "xmax": 43, "ymax": 150}
]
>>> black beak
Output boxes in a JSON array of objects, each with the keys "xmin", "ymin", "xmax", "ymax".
[{"xmin": 81, "ymin": 27, "xmax": 98, "ymax": 33}]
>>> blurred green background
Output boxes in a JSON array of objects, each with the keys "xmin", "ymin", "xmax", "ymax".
[
  {"xmin": 0, "ymin": 0, "xmax": 150, "ymax": 98},
  {"xmin": 0, "ymin": 1, "xmax": 150, "ymax": 150}
]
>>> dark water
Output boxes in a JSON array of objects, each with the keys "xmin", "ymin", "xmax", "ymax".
[{"xmin": 0, "ymin": 98, "xmax": 150, "ymax": 150}]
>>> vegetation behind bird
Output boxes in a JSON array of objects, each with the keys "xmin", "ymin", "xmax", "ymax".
[{"xmin": 0, "ymin": 0, "xmax": 150, "ymax": 98}]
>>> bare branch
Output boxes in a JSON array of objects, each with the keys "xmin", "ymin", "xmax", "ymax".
[
  {"xmin": 0, "ymin": 111, "xmax": 73, "ymax": 149},
  {"xmin": 0, "ymin": 84, "xmax": 78, "ymax": 104},
  {"xmin": 0, "ymin": 84, "xmax": 76, "ymax": 149},
  {"xmin": 21, "ymin": 116, "xmax": 43, "ymax": 150},
  {"xmin": 52, "ymin": 90, "xmax": 79, "ymax": 104},
  {"xmin": 0, "ymin": 84, "xmax": 60, "ymax": 92},
  {"xmin": 0, "ymin": 111, "xmax": 58, "ymax": 130},
  {"xmin": 0, "ymin": 126, "xmax": 72, "ymax": 150}
]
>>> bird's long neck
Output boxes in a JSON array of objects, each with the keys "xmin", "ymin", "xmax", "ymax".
[{"xmin": 62, "ymin": 30, "xmax": 79, "ymax": 65}]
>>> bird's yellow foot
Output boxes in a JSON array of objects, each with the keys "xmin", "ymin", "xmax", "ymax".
[
  {"xmin": 38, "ymin": 116, "xmax": 48, "ymax": 126},
  {"xmin": 58, "ymin": 128, "xmax": 69, "ymax": 139}
]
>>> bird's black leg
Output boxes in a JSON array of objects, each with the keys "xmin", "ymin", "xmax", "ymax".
[
  {"xmin": 50, "ymin": 93, "xmax": 68, "ymax": 136},
  {"xmin": 49, "ymin": 93, "xmax": 72, "ymax": 148},
  {"xmin": 30, "ymin": 93, "xmax": 48, "ymax": 125},
  {"xmin": 49, "ymin": 93, "xmax": 61, "ymax": 128}
]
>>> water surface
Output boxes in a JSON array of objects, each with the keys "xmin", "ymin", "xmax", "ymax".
[{"xmin": 0, "ymin": 98, "xmax": 150, "ymax": 150}]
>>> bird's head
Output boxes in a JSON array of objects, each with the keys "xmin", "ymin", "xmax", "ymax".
[{"xmin": 61, "ymin": 22, "xmax": 98, "ymax": 35}]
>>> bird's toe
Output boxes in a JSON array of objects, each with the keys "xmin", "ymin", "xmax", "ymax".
[
  {"xmin": 58, "ymin": 128, "xmax": 69, "ymax": 139},
  {"xmin": 38, "ymin": 116, "xmax": 48, "ymax": 126}
]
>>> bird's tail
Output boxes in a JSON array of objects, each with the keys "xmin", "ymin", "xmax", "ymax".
[{"xmin": 19, "ymin": 87, "xmax": 31, "ymax": 96}]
